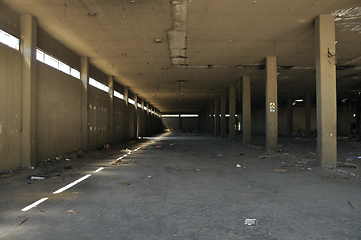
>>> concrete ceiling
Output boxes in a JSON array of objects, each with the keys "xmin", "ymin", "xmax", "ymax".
[{"xmin": 2, "ymin": 0, "xmax": 361, "ymax": 113}]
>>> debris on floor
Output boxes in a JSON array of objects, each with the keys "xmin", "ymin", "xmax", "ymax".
[
  {"xmin": 196, "ymin": 169, "xmax": 201, "ymax": 171},
  {"xmin": 240, "ymin": 153, "xmax": 244, "ymax": 156},
  {"xmin": 156, "ymin": 145, "xmax": 162, "ymax": 148},
  {"xmin": 110, "ymin": 159, "xmax": 121, "ymax": 165},
  {"xmin": 337, "ymin": 162, "xmax": 357, "ymax": 168},
  {"xmin": 169, "ymin": 143, "xmax": 176, "ymax": 146},
  {"xmin": 245, "ymin": 218, "xmax": 256, "ymax": 226},
  {"xmin": 348, "ymin": 200, "xmax": 355, "ymax": 209},
  {"xmin": 216, "ymin": 154, "xmax": 222, "ymax": 157},
  {"xmin": 68, "ymin": 210, "xmax": 78, "ymax": 214},
  {"xmin": 122, "ymin": 182, "xmax": 130, "ymax": 186},
  {"xmin": 30, "ymin": 176, "xmax": 45, "ymax": 180},
  {"xmin": 18, "ymin": 218, "xmax": 29, "ymax": 226},
  {"xmin": 236, "ymin": 164, "xmax": 241, "ymax": 168},
  {"xmin": 273, "ymin": 169, "xmax": 287, "ymax": 172}
]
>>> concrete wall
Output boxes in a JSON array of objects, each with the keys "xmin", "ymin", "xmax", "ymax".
[
  {"xmin": 114, "ymin": 98, "xmax": 125, "ymax": 142},
  {"xmin": 36, "ymin": 62, "xmax": 82, "ymax": 161},
  {"xmin": 162, "ymin": 117, "xmax": 199, "ymax": 131},
  {"xmin": 251, "ymin": 107, "xmax": 317, "ymax": 135},
  {"xmin": 89, "ymin": 86, "xmax": 109, "ymax": 149},
  {"xmin": 0, "ymin": 44, "xmax": 22, "ymax": 172}
]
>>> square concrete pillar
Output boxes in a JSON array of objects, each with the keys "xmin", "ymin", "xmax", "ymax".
[
  {"xmin": 315, "ymin": 14, "xmax": 337, "ymax": 168},
  {"xmin": 108, "ymin": 76, "xmax": 114, "ymax": 143},
  {"xmin": 265, "ymin": 56, "xmax": 278, "ymax": 152},
  {"xmin": 287, "ymin": 98, "xmax": 293, "ymax": 136},
  {"xmin": 242, "ymin": 75, "xmax": 251, "ymax": 145},
  {"xmin": 305, "ymin": 93, "xmax": 311, "ymax": 137},
  {"xmin": 134, "ymin": 94, "xmax": 138, "ymax": 138},
  {"xmin": 220, "ymin": 93, "xmax": 227, "ymax": 138},
  {"xmin": 140, "ymin": 99, "xmax": 144, "ymax": 136},
  {"xmin": 80, "ymin": 57, "xmax": 90, "ymax": 152},
  {"xmin": 20, "ymin": 15, "xmax": 37, "ymax": 167},
  {"xmin": 124, "ymin": 87, "xmax": 129, "ymax": 140},
  {"xmin": 214, "ymin": 97, "xmax": 220, "ymax": 136},
  {"xmin": 209, "ymin": 101, "xmax": 214, "ymax": 135},
  {"xmin": 229, "ymin": 86, "xmax": 236, "ymax": 141}
]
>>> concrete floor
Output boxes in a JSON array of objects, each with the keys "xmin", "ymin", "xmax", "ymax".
[{"xmin": 0, "ymin": 132, "xmax": 361, "ymax": 240}]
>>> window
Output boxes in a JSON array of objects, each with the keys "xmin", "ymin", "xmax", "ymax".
[
  {"xmin": 36, "ymin": 48, "xmax": 80, "ymax": 79},
  {"xmin": 114, "ymin": 91, "xmax": 124, "ymax": 99},
  {"xmin": 0, "ymin": 29, "xmax": 19, "ymax": 50},
  {"xmin": 128, "ymin": 98, "xmax": 136, "ymax": 106},
  {"xmin": 89, "ymin": 77, "xmax": 110, "ymax": 93}
]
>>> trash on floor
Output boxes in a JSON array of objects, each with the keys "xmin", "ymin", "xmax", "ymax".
[
  {"xmin": 240, "ymin": 153, "xmax": 244, "ymax": 156},
  {"xmin": 156, "ymin": 145, "xmax": 162, "ymax": 148},
  {"xmin": 348, "ymin": 200, "xmax": 355, "ymax": 209},
  {"xmin": 236, "ymin": 164, "xmax": 241, "ymax": 168},
  {"xmin": 18, "ymin": 217, "xmax": 29, "ymax": 226},
  {"xmin": 337, "ymin": 162, "xmax": 357, "ymax": 168},
  {"xmin": 169, "ymin": 143, "xmax": 176, "ymax": 146},
  {"xmin": 147, "ymin": 176, "xmax": 152, "ymax": 178},
  {"xmin": 104, "ymin": 144, "xmax": 111, "ymax": 149},
  {"xmin": 245, "ymin": 218, "xmax": 256, "ymax": 226},
  {"xmin": 273, "ymin": 169, "xmax": 287, "ymax": 172},
  {"xmin": 68, "ymin": 210, "xmax": 78, "ymax": 214},
  {"xmin": 30, "ymin": 176, "xmax": 45, "ymax": 180},
  {"xmin": 110, "ymin": 159, "xmax": 121, "ymax": 165},
  {"xmin": 216, "ymin": 154, "xmax": 222, "ymax": 157},
  {"xmin": 196, "ymin": 169, "xmax": 201, "ymax": 171},
  {"xmin": 122, "ymin": 182, "xmax": 130, "ymax": 186}
]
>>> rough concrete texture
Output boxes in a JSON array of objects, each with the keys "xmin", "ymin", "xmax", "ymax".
[{"xmin": 0, "ymin": 132, "xmax": 360, "ymax": 239}]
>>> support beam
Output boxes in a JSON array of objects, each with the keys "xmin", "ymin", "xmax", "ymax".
[
  {"xmin": 80, "ymin": 57, "xmax": 90, "ymax": 152},
  {"xmin": 205, "ymin": 104, "xmax": 210, "ymax": 134},
  {"xmin": 214, "ymin": 97, "xmax": 220, "ymax": 136},
  {"xmin": 124, "ymin": 87, "xmax": 129, "ymax": 140},
  {"xmin": 209, "ymin": 101, "xmax": 214, "ymax": 135},
  {"xmin": 315, "ymin": 14, "xmax": 337, "ymax": 168},
  {"xmin": 229, "ymin": 86, "xmax": 236, "ymax": 141},
  {"xmin": 140, "ymin": 99, "xmax": 144, "ymax": 136},
  {"xmin": 265, "ymin": 56, "xmax": 278, "ymax": 152},
  {"xmin": 20, "ymin": 15, "xmax": 37, "ymax": 167},
  {"xmin": 242, "ymin": 75, "xmax": 251, "ymax": 145},
  {"xmin": 134, "ymin": 94, "xmax": 138, "ymax": 138},
  {"xmin": 305, "ymin": 93, "xmax": 311, "ymax": 137},
  {"xmin": 108, "ymin": 76, "xmax": 114, "ymax": 143},
  {"xmin": 287, "ymin": 98, "xmax": 293, "ymax": 136},
  {"xmin": 220, "ymin": 93, "xmax": 227, "ymax": 138},
  {"xmin": 145, "ymin": 102, "xmax": 149, "ymax": 135}
]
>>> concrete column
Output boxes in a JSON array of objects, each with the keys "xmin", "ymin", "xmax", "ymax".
[
  {"xmin": 145, "ymin": 102, "xmax": 149, "ymax": 135},
  {"xmin": 20, "ymin": 15, "xmax": 37, "ymax": 167},
  {"xmin": 124, "ymin": 87, "xmax": 129, "ymax": 140},
  {"xmin": 209, "ymin": 101, "xmax": 214, "ymax": 135},
  {"xmin": 315, "ymin": 14, "xmax": 337, "ymax": 168},
  {"xmin": 287, "ymin": 98, "xmax": 293, "ymax": 136},
  {"xmin": 305, "ymin": 93, "xmax": 311, "ymax": 137},
  {"xmin": 134, "ymin": 94, "xmax": 138, "ymax": 138},
  {"xmin": 108, "ymin": 76, "xmax": 114, "ymax": 143},
  {"xmin": 179, "ymin": 113, "xmax": 182, "ymax": 130},
  {"xmin": 265, "ymin": 56, "xmax": 278, "ymax": 152},
  {"xmin": 242, "ymin": 75, "xmax": 251, "ymax": 145},
  {"xmin": 140, "ymin": 99, "xmax": 144, "ymax": 136},
  {"xmin": 229, "ymin": 86, "xmax": 236, "ymax": 141},
  {"xmin": 80, "ymin": 57, "xmax": 90, "ymax": 152},
  {"xmin": 214, "ymin": 97, "xmax": 220, "ymax": 136},
  {"xmin": 205, "ymin": 104, "xmax": 210, "ymax": 134},
  {"xmin": 220, "ymin": 93, "xmax": 227, "ymax": 138}
]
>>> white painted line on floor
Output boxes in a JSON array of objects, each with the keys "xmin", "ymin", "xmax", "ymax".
[
  {"xmin": 94, "ymin": 167, "xmax": 104, "ymax": 173},
  {"xmin": 21, "ymin": 198, "xmax": 49, "ymax": 212},
  {"xmin": 53, "ymin": 174, "xmax": 92, "ymax": 194}
]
